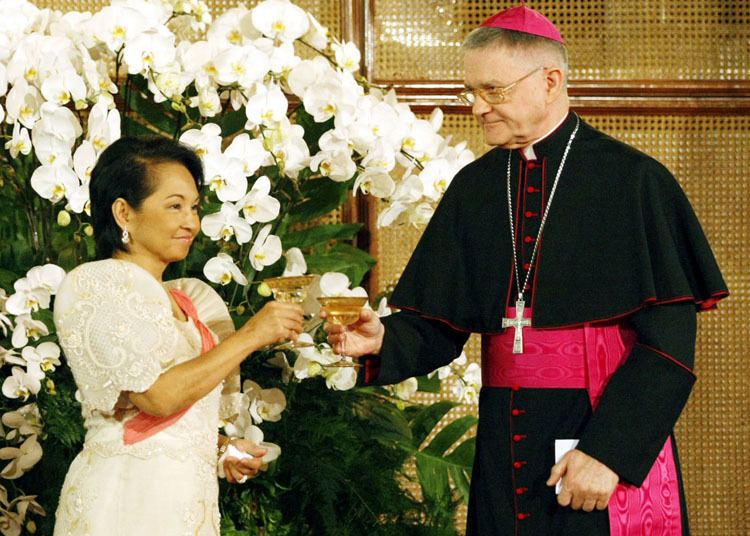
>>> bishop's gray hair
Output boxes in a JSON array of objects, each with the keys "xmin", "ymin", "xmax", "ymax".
[{"xmin": 462, "ymin": 27, "xmax": 569, "ymax": 82}]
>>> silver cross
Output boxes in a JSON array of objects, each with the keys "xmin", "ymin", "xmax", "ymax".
[{"xmin": 501, "ymin": 299, "xmax": 531, "ymax": 354}]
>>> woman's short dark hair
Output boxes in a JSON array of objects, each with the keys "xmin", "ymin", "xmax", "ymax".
[{"xmin": 89, "ymin": 136, "xmax": 204, "ymax": 260}]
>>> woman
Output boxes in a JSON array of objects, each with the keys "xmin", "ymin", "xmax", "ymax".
[{"xmin": 52, "ymin": 136, "xmax": 304, "ymax": 535}]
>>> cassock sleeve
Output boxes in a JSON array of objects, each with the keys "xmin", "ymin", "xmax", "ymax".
[
  {"xmin": 361, "ymin": 310, "xmax": 470, "ymax": 386},
  {"xmin": 575, "ymin": 301, "xmax": 697, "ymax": 486}
]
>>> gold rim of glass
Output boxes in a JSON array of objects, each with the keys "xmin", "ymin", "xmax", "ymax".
[{"xmin": 264, "ymin": 275, "xmax": 316, "ymax": 292}]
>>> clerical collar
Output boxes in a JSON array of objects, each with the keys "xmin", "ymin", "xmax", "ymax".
[{"xmin": 521, "ymin": 112, "xmax": 573, "ymax": 160}]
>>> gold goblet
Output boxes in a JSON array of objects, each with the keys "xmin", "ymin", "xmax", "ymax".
[
  {"xmin": 317, "ymin": 296, "xmax": 368, "ymax": 366},
  {"xmin": 264, "ymin": 275, "xmax": 316, "ymax": 348},
  {"xmin": 264, "ymin": 274, "xmax": 316, "ymax": 304}
]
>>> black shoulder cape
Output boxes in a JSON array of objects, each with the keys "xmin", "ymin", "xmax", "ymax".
[{"xmin": 389, "ymin": 115, "xmax": 728, "ymax": 332}]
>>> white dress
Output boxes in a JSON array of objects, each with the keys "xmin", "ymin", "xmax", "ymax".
[{"xmin": 52, "ymin": 259, "xmax": 239, "ymax": 536}]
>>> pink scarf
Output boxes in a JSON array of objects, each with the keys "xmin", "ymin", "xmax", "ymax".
[{"xmin": 123, "ymin": 288, "xmax": 217, "ymax": 445}]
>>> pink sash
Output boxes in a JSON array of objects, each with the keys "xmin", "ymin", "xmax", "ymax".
[
  {"xmin": 123, "ymin": 289, "xmax": 217, "ymax": 445},
  {"xmin": 482, "ymin": 307, "xmax": 683, "ymax": 535}
]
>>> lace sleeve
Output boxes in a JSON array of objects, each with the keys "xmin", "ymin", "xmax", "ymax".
[{"xmin": 53, "ymin": 260, "xmax": 177, "ymax": 414}]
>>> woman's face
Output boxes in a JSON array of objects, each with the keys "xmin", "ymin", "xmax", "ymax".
[{"xmin": 123, "ymin": 161, "xmax": 200, "ymax": 267}]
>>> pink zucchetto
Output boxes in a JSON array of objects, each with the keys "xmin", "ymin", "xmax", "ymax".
[{"xmin": 480, "ymin": 3, "xmax": 565, "ymax": 44}]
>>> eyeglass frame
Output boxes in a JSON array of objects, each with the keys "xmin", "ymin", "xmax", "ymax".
[{"xmin": 458, "ymin": 66, "xmax": 547, "ymax": 106}]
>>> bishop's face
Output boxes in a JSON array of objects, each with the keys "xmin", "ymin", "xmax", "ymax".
[{"xmin": 464, "ymin": 45, "xmax": 553, "ymax": 148}]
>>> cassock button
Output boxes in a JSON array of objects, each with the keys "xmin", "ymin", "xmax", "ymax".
[
  {"xmin": 524, "ymin": 210, "xmax": 536, "ymax": 217},
  {"xmin": 513, "ymin": 461, "xmax": 527, "ymax": 469},
  {"xmin": 524, "ymin": 235, "xmax": 534, "ymax": 244},
  {"xmin": 527, "ymin": 161, "xmax": 538, "ymax": 169},
  {"xmin": 512, "ymin": 384, "xmax": 521, "ymax": 391},
  {"xmin": 513, "ymin": 434, "xmax": 526, "ymax": 442},
  {"xmin": 515, "ymin": 487, "xmax": 528, "ymax": 495},
  {"xmin": 517, "ymin": 513, "xmax": 531, "ymax": 521},
  {"xmin": 512, "ymin": 408, "xmax": 525, "ymax": 416},
  {"xmin": 526, "ymin": 186, "xmax": 538, "ymax": 193},
  {"xmin": 523, "ymin": 263, "xmax": 531, "ymax": 270}
]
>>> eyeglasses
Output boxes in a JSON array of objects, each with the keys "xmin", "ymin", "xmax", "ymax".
[{"xmin": 458, "ymin": 66, "xmax": 546, "ymax": 105}]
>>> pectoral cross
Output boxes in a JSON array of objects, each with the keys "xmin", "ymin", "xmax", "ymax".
[{"xmin": 502, "ymin": 299, "xmax": 531, "ymax": 354}]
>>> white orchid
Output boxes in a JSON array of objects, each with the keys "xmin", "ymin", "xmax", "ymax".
[
  {"xmin": 323, "ymin": 363, "xmax": 357, "ymax": 391},
  {"xmin": 245, "ymin": 82, "xmax": 288, "ymax": 129},
  {"xmin": 40, "ymin": 69, "xmax": 87, "ymax": 107},
  {"xmin": 310, "ymin": 148, "xmax": 357, "ymax": 183},
  {"xmin": 9, "ymin": 315, "xmax": 48, "ymax": 349},
  {"xmin": 239, "ymin": 176, "xmax": 280, "ymax": 224},
  {"xmin": 189, "ymin": 85, "xmax": 222, "ymax": 116},
  {"xmin": 1, "ymin": 403, "xmax": 42, "ymax": 441},
  {"xmin": 263, "ymin": 117, "xmax": 310, "ymax": 178},
  {"xmin": 213, "ymin": 45, "xmax": 269, "ymax": 88},
  {"xmin": 86, "ymin": 98, "xmax": 121, "ymax": 153},
  {"xmin": 0, "ymin": 434, "xmax": 43, "ymax": 479},
  {"xmin": 287, "ymin": 57, "xmax": 333, "ymax": 98},
  {"xmin": 1, "ymin": 367, "xmax": 41, "ymax": 401},
  {"xmin": 292, "ymin": 334, "xmax": 340, "ymax": 380},
  {"xmin": 29, "ymin": 164, "xmax": 79, "ymax": 204},
  {"xmin": 122, "ymin": 26, "xmax": 176, "ymax": 75},
  {"xmin": 203, "ymin": 253, "xmax": 249, "ymax": 286},
  {"xmin": 243, "ymin": 380, "xmax": 286, "ymax": 423},
  {"xmin": 248, "ymin": 224, "xmax": 282, "ymax": 271},
  {"xmin": 4, "ymin": 123, "xmax": 32, "ymax": 159},
  {"xmin": 251, "ymin": 0, "xmax": 309, "ymax": 42},
  {"xmin": 201, "ymin": 202, "xmax": 253, "ymax": 244},
  {"xmin": 25, "ymin": 342, "xmax": 62, "ymax": 374},
  {"xmin": 332, "ymin": 41, "xmax": 361, "ymax": 72},
  {"xmin": 4, "ymin": 78, "xmax": 43, "ymax": 129},
  {"xmin": 179, "ymin": 122, "xmax": 222, "ymax": 158},
  {"xmin": 87, "ymin": 4, "xmax": 151, "ymax": 53},
  {"xmin": 302, "ymin": 11, "xmax": 328, "ymax": 49},
  {"xmin": 225, "ymin": 134, "xmax": 271, "ymax": 177},
  {"xmin": 390, "ymin": 377, "xmax": 418, "ymax": 401},
  {"xmin": 353, "ymin": 168, "xmax": 396, "ymax": 197},
  {"xmin": 206, "ymin": 6, "xmax": 252, "ymax": 47},
  {"xmin": 4, "ymin": 264, "xmax": 65, "ymax": 316},
  {"xmin": 318, "ymin": 272, "xmax": 367, "ymax": 298},
  {"xmin": 282, "ymin": 248, "xmax": 306, "ymax": 276},
  {"xmin": 204, "ymin": 153, "xmax": 248, "ymax": 202}
]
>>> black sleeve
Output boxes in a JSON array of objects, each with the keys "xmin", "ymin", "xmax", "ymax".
[
  {"xmin": 575, "ymin": 302, "xmax": 697, "ymax": 486},
  {"xmin": 360, "ymin": 310, "xmax": 471, "ymax": 386}
]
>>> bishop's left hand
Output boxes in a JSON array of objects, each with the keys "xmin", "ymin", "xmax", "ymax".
[
  {"xmin": 546, "ymin": 449, "xmax": 619, "ymax": 512},
  {"xmin": 223, "ymin": 439, "xmax": 267, "ymax": 484}
]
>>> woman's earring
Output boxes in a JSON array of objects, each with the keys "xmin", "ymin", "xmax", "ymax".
[{"xmin": 121, "ymin": 228, "xmax": 130, "ymax": 244}]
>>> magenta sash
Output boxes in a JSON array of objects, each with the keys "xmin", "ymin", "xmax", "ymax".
[
  {"xmin": 482, "ymin": 307, "xmax": 683, "ymax": 535},
  {"xmin": 123, "ymin": 289, "xmax": 217, "ymax": 445}
]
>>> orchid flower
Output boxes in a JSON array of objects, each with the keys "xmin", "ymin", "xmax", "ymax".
[{"xmin": 203, "ymin": 253, "xmax": 249, "ymax": 286}]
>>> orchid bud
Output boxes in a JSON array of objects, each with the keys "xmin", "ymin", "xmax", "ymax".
[
  {"xmin": 83, "ymin": 224, "xmax": 94, "ymax": 237},
  {"xmin": 57, "ymin": 210, "xmax": 71, "ymax": 227},
  {"xmin": 257, "ymin": 282, "xmax": 272, "ymax": 297},
  {"xmin": 236, "ymin": 304, "xmax": 246, "ymax": 315},
  {"xmin": 26, "ymin": 521, "xmax": 37, "ymax": 534}
]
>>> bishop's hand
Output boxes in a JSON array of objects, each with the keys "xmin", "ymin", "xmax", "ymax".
[
  {"xmin": 546, "ymin": 449, "xmax": 619, "ymax": 512},
  {"xmin": 322, "ymin": 308, "xmax": 384, "ymax": 357}
]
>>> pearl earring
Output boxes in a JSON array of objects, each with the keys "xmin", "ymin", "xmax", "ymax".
[{"xmin": 122, "ymin": 228, "xmax": 130, "ymax": 244}]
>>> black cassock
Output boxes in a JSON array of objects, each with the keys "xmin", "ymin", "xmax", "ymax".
[{"xmin": 361, "ymin": 113, "xmax": 728, "ymax": 535}]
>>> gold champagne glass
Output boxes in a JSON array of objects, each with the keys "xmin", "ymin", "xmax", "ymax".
[
  {"xmin": 317, "ymin": 296, "xmax": 368, "ymax": 365},
  {"xmin": 264, "ymin": 275, "xmax": 316, "ymax": 348}
]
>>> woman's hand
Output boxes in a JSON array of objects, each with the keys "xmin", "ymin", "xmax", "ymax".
[
  {"xmin": 238, "ymin": 301, "xmax": 304, "ymax": 349},
  {"xmin": 223, "ymin": 439, "xmax": 268, "ymax": 484}
]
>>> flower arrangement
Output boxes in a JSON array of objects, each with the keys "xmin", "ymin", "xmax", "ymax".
[{"xmin": 0, "ymin": 0, "xmax": 480, "ymax": 533}]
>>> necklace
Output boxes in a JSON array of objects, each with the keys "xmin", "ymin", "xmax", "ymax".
[{"xmin": 501, "ymin": 114, "xmax": 580, "ymax": 354}]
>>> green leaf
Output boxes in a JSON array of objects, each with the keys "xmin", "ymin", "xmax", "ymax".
[
  {"xmin": 445, "ymin": 436, "xmax": 476, "ymax": 467},
  {"xmin": 364, "ymin": 401, "xmax": 413, "ymax": 445},
  {"xmin": 305, "ymin": 243, "xmax": 375, "ymax": 287},
  {"xmin": 219, "ymin": 108, "xmax": 248, "ymax": 138},
  {"xmin": 0, "ymin": 268, "xmax": 20, "ymax": 291},
  {"xmin": 409, "ymin": 401, "xmax": 456, "ymax": 449},
  {"xmin": 126, "ymin": 76, "xmax": 180, "ymax": 135},
  {"xmin": 281, "ymin": 223, "xmax": 362, "ymax": 249},
  {"xmin": 415, "ymin": 454, "xmax": 450, "ymax": 503},
  {"xmin": 417, "ymin": 374, "xmax": 442, "ymax": 393},
  {"xmin": 449, "ymin": 465, "xmax": 472, "ymax": 503},
  {"xmin": 286, "ymin": 178, "xmax": 350, "ymax": 225},
  {"xmin": 423, "ymin": 415, "xmax": 477, "ymax": 456}
]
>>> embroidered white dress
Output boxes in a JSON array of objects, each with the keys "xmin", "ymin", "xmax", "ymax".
[{"xmin": 52, "ymin": 259, "xmax": 239, "ymax": 536}]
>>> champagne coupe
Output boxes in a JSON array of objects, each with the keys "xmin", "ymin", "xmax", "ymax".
[
  {"xmin": 263, "ymin": 275, "xmax": 316, "ymax": 348},
  {"xmin": 317, "ymin": 296, "xmax": 368, "ymax": 366}
]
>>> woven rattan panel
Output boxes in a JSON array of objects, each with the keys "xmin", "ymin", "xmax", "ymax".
[
  {"xmin": 373, "ymin": 113, "xmax": 749, "ymax": 535},
  {"xmin": 371, "ymin": 0, "xmax": 750, "ymax": 81}
]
